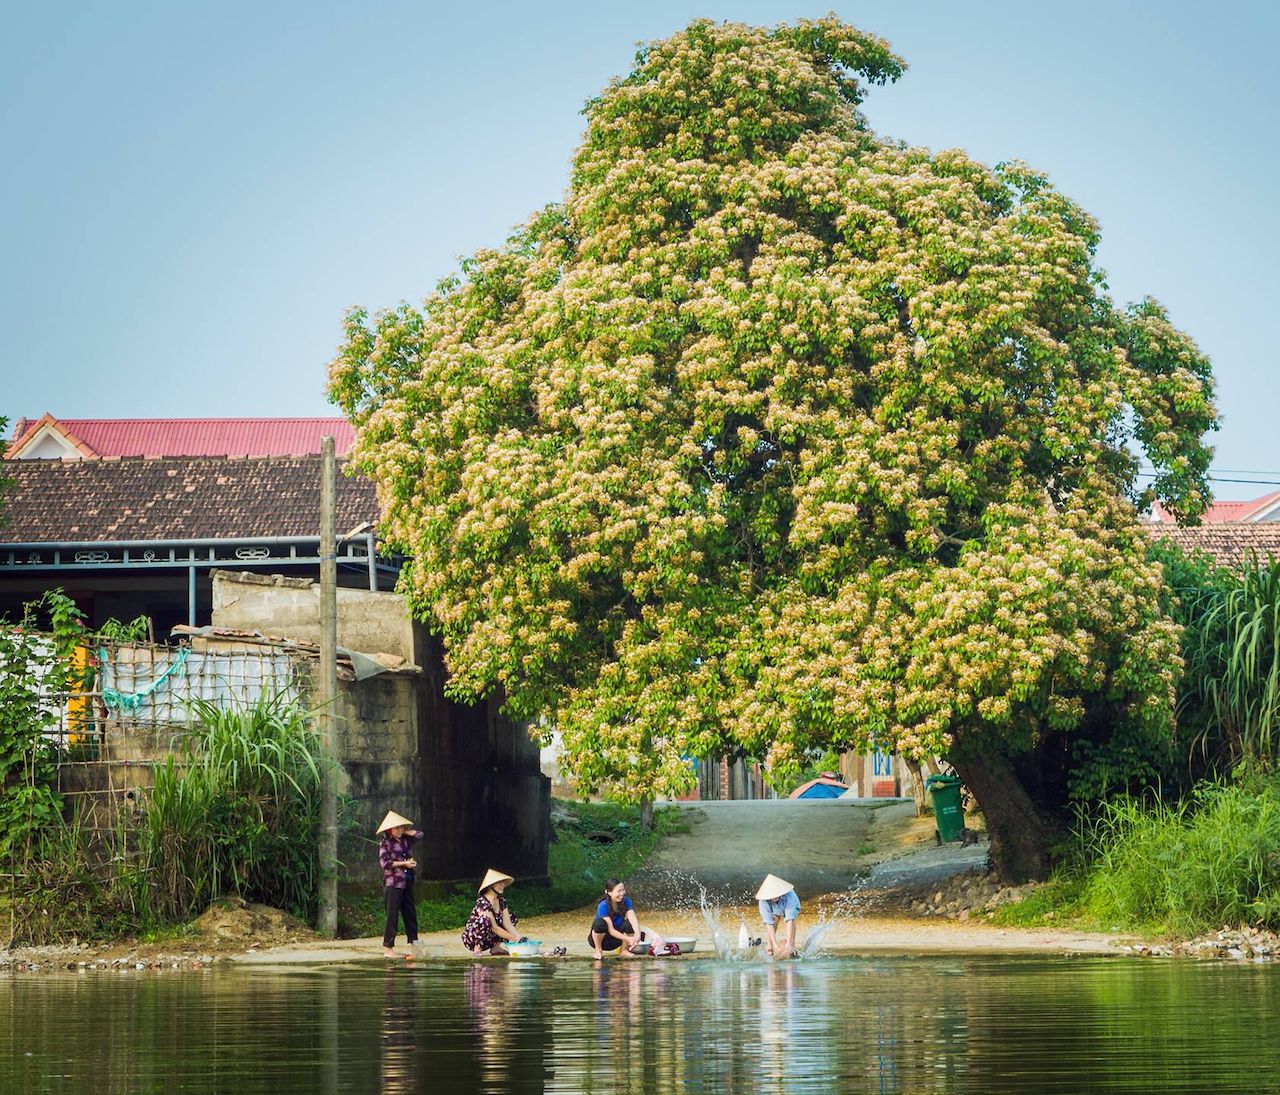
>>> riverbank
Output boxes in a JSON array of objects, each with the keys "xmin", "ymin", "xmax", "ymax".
[
  {"xmin": 0, "ymin": 906, "xmax": 1127, "ymax": 972},
  {"xmin": 231, "ymin": 907, "xmax": 1128, "ymax": 965},
  {"xmin": 3, "ymin": 797, "xmax": 1261, "ymax": 972}
]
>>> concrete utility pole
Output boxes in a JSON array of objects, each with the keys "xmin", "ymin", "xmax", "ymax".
[{"xmin": 317, "ymin": 435, "xmax": 339, "ymax": 937}]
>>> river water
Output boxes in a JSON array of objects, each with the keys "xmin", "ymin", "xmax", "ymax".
[{"xmin": 3, "ymin": 954, "xmax": 1277, "ymax": 1093}]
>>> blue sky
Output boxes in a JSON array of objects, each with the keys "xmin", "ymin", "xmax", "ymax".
[{"xmin": 2, "ymin": 1, "xmax": 1275, "ymax": 499}]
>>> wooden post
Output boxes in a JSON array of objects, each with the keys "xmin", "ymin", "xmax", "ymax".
[{"xmin": 317, "ymin": 436, "xmax": 338, "ymax": 937}]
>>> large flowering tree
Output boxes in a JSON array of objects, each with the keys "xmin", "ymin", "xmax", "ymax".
[{"xmin": 329, "ymin": 18, "xmax": 1215, "ymax": 879}]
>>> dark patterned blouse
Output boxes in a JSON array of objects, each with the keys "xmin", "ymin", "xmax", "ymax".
[
  {"xmin": 461, "ymin": 893, "xmax": 518, "ymax": 952},
  {"xmin": 378, "ymin": 831, "xmax": 420, "ymax": 889}
]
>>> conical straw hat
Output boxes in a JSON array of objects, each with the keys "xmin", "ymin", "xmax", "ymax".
[
  {"xmin": 755, "ymin": 874, "xmax": 794, "ymax": 901},
  {"xmin": 478, "ymin": 868, "xmax": 515, "ymax": 892},
  {"xmin": 376, "ymin": 810, "xmax": 414, "ymax": 834}
]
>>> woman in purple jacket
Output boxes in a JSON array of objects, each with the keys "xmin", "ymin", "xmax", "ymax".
[{"xmin": 377, "ymin": 810, "xmax": 422, "ymax": 958}]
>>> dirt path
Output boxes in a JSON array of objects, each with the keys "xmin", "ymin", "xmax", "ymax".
[
  {"xmin": 631, "ymin": 797, "xmax": 988, "ymax": 905},
  {"xmin": 633, "ymin": 798, "xmax": 883, "ymax": 903}
]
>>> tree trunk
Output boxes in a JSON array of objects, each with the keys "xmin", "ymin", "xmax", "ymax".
[
  {"xmin": 949, "ymin": 755, "xmax": 1057, "ymax": 882},
  {"xmin": 902, "ymin": 757, "xmax": 927, "ymax": 818},
  {"xmin": 639, "ymin": 797, "xmax": 654, "ymax": 832}
]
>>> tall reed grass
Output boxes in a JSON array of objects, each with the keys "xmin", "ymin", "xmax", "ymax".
[
  {"xmin": 138, "ymin": 694, "xmax": 327, "ymax": 923},
  {"xmin": 1081, "ymin": 780, "xmax": 1280, "ymax": 934},
  {"xmin": 1180, "ymin": 554, "xmax": 1280, "ymax": 769}
]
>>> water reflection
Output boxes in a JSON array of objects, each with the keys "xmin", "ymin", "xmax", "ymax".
[
  {"xmin": 3, "ymin": 956, "xmax": 1280, "ymax": 1093},
  {"xmin": 462, "ymin": 962, "xmax": 552, "ymax": 1090},
  {"xmin": 380, "ymin": 968, "xmax": 415, "ymax": 1094}
]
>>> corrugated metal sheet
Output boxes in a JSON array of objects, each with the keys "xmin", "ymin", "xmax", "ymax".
[
  {"xmin": 10, "ymin": 417, "xmax": 354, "ymax": 458},
  {"xmin": 1149, "ymin": 491, "xmax": 1280, "ymax": 525}
]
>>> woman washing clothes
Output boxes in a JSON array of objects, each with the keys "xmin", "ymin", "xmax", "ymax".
[
  {"xmin": 589, "ymin": 879, "xmax": 646, "ymax": 959},
  {"xmin": 462, "ymin": 869, "xmax": 523, "ymax": 955},
  {"xmin": 756, "ymin": 874, "xmax": 801, "ymax": 959}
]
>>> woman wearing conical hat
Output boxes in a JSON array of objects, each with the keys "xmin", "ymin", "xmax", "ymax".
[
  {"xmin": 462, "ymin": 868, "xmax": 523, "ymax": 956},
  {"xmin": 756, "ymin": 874, "xmax": 800, "ymax": 959},
  {"xmin": 377, "ymin": 810, "xmax": 423, "ymax": 958}
]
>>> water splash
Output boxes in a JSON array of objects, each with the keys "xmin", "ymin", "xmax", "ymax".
[
  {"xmin": 698, "ymin": 889, "xmax": 760, "ymax": 962},
  {"xmin": 641, "ymin": 869, "xmax": 873, "ymax": 962},
  {"xmin": 796, "ymin": 875, "xmax": 871, "ymax": 958},
  {"xmin": 699, "ymin": 891, "xmax": 734, "ymax": 961},
  {"xmin": 799, "ymin": 914, "xmax": 837, "ymax": 958}
]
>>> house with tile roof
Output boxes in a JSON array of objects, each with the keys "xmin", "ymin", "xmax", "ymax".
[
  {"xmin": 1147, "ymin": 523, "xmax": 1280, "ymax": 569},
  {"xmin": 1145, "ymin": 489, "xmax": 1280, "ymax": 568},
  {"xmin": 0, "ymin": 418, "xmax": 552, "ymax": 886},
  {"xmin": 0, "ymin": 417, "xmax": 387, "ymax": 632}
]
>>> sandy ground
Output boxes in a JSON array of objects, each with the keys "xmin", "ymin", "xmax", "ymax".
[{"xmin": 230, "ymin": 910, "xmax": 1124, "ymax": 966}]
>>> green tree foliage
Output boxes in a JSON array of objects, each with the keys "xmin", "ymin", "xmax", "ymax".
[
  {"xmin": 0, "ymin": 591, "xmax": 86, "ymax": 858},
  {"xmin": 328, "ymin": 19, "xmax": 1216, "ymax": 831}
]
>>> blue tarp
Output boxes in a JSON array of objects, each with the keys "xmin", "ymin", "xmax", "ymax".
[{"xmin": 795, "ymin": 781, "xmax": 846, "ymax": 799}]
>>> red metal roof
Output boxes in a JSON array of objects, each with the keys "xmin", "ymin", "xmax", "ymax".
[
  {"xmin": 6, "ymin": 415, "xmax": 354, "ymax": 459},
  {"xmin": 1149, "ymin": 491, "xmax": 1280, "ymax": 525}
]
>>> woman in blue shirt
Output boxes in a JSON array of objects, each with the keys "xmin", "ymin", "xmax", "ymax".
[
  {"xmin": 756, "ymin": 874, "xmax": 801, "ymax": 959},
  {"xmin": 589, "ymin": 879, "xmax": 644, "ymax": 958}
]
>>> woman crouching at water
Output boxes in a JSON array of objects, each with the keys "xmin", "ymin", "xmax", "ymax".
[
  {"xmin": 462, "ymin": 869, "xmax": 523, "ymax": 955},
  {"xmin": 589, "ymin": 879, "xmax": 645, "ymax": 959},
  {"xmin": 757, "ymin": 874, "xmax": 800, "ymax": 959}
]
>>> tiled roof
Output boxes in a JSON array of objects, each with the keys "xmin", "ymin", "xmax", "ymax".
[
  {"xmin": 0, "ymin": 456, "xmax": 379, "ymax": 543},
  {"xmin": 1147, "ymin": 523, "xmax": 1280, "ymax": 568},
  {"xmin": 5, "ymin": 415, "xmax": 354, "ymax": 459}
]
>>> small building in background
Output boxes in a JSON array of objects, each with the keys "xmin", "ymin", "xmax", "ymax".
[{"xmin": 1, "ymin": 415, "xmax": 383, "ymax": 631}]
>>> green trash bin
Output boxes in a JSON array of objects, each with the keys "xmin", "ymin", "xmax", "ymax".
[{"xmin": 926, "ymin": 774, "xmax": 965, "ymax": 844}]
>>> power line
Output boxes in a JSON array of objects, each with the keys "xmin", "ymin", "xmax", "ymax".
[
  {"xmin": 1134, "ymin": 471, "xmax": 1280, "ymax": 487},
  {"xmin": 1137, "ymin": 465, "xmax": 1280, "ymax": 478}
]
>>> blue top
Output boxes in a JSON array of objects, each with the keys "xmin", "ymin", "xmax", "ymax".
[
  {"xmin": 596, "ymin": 895, "xmax": 634, "ymax": 931},
  {"xmin": 758, "ymin": 889, "xmax": 801, "ymax": 924}
]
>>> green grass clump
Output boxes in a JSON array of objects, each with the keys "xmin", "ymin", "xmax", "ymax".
[
  {"xmin": 5, "ymin": 689, "xmax": 327, "ymax": 947},
  {"xmin": 138, "ymin": 693, "xmax": 326, "ymax": 925},
  {"xmin": 989, "ymin": 876, "xmax": 1087, "ymax": 928},
  {"xmin": 1079, "ymin": 780, "xmax": 1280, "ymax": 936}
]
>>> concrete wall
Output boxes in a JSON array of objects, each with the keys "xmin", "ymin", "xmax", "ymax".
[
  {"xmin": 211, "ymin": 571, "xmax": 415, "ymax": 661},
  {"xmin": 415, "ymin": 633, "xmax": 551, "ymax": 884},
  {"xmin": 328, "ymin": 667, "xmax": 424, "ymax": 889},
  {"xmin": 62, "ymin": 574, "xmax": 551, "ymax": 896},
  {"xmin": 212, "ymin": 572, "xmax": 550, "ymax": 891}
]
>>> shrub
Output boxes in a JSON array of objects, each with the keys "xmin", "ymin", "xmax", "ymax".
[
  {"xmin": 137, "ymin": 694, "xmax": 326, "ymax": 923},
  {"xmin": 1082, "ymin": 780, "xmax": 1280, "ymax": 934}
]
